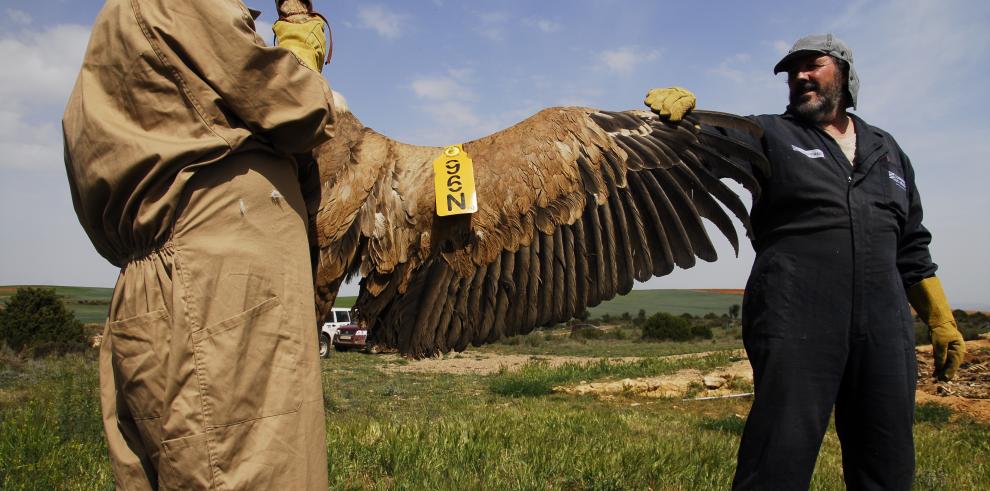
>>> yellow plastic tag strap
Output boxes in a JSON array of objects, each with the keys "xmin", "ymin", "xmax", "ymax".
[{"xmin": 433, "ymin": 144, "xmax": 478, "ymax": 216}]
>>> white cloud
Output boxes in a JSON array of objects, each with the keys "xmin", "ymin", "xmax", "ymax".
[
  {"xmin": 0, "ymin": 107, "xmax": 62, "ymax": 170},
  {"xmin": 770, "ymin": 40, "xmax": 790, "ymax": 55},
  {"xmin": 475, "ymin": 12, "xmax": 509, "ymax": 42},
  {"xmin": 0, "ymin": 23, "xmax": 90, "ymax": 105},
  {"xmin": 826, "ymin": 0, "xmax": 990, "ymax": 122},
  {"xmin": 6, "ymin": 8, "xmax": 31, "ymax": 25},
  {"xmin": 528, "ymin": 19, "xmax": 561, "ymax": 33},
  {"xmin": 411, "ymin": 76, "xmax": 472, "ymax": 101},
  {"xmin": 709, "ymin": 53, "xmax": 753, "ymax": 83},
  {"xmin": 357, "ymin": 5, "xmax": 405, "ymax": 39},
  {"xmin": 597, "ymin": 46, "xmax": 659, "ymax": 76},
  {"xmin": 0, "ymin": 23, "xmax": 90, "ymax": 170},
  {"xmin": 403, "ymin": 68, "xmax": 514, "ymax": 145},
  {"xmin": 409, "ymin": 69, "xmax": 476, "ymax": 101}
]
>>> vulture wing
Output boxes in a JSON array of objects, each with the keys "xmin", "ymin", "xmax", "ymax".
[{"xmin": 311, "ymin": 99, "xmax": 766, "ymax": 357}]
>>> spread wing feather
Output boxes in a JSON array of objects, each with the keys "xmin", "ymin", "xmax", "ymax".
[{"xmin": 311, "ymin": 98, "xmax": 766, "ymax": 357}]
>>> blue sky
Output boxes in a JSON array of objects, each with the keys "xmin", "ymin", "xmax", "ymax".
[{"xmin": 1, "ymin": 0, "xmax": 988, "ymax": 308}]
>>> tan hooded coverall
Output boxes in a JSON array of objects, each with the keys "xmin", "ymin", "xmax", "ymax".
[{"xmin": 62, "ymin": 0, "xmax": 334, "ymax": 488}]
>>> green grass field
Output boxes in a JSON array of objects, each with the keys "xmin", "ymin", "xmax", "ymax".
[
  {"xmin": 2, "ymin": 285, "xmax": 739, "ymax": 325},
  {"xmin": 0, "ymin": 285, "xmax": 742, "ymax": 327},
  {"xmin": 1, "ymin": 328, "xmax": 988, "ymax": 490}
]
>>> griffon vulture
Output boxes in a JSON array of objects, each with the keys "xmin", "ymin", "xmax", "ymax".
[{"xmin": 310, "ymin": 92, "xmax": 767, "ymax": 357}]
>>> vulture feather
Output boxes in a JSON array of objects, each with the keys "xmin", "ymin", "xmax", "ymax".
[{"xmin": 311, "ymin": 92, "xmax": 767, "ymax": 357}]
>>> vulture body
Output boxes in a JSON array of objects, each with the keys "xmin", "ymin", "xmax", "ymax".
[{"xmin": 311, "ymin": 93, "xmax": 767, "ymax": 357}]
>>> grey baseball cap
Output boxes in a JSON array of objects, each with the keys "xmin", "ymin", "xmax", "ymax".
[{"xmin": 773, "ymin": 33, "xmax": 859, "ymax": 109}]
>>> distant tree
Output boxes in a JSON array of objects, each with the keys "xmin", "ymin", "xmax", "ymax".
[
  {"xmin": 729, "ymin": 304, "xmax": 741, "ymax": 320},
  {"xmin": 633, "ymin": 309, "xmax": 647, "ymax": 326},
  {"xmin": 680, "ymin": 312, "xmax": 695, "ymax": 320},
  {"xmin": 0, "ymin": 287, "xmax": 84, "ymax": 354},
  {"xmin": 620, "ymin": 312, "xmax": 631, "ymax": 321},
  {"xmin": 601, "ymin": 313, "xmax": 612, "ymax": 324},
  {"xmin": 641, "ymin": 312, "xmax": 692, "ymax": 341}
]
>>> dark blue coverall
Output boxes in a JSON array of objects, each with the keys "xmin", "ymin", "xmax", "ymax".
[{"xmin": 727, "ymin": 112, "xmax": 936, "ymax": 490}]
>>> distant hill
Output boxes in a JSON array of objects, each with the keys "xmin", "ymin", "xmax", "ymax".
[{"xmin": 586, "ymin": 289, "xmax": 743, "ymax": 318}]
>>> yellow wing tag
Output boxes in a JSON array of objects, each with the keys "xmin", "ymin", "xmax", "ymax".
[{"xmin": 433, "ymin": 144, "xmax": 478, "ymax": 216}]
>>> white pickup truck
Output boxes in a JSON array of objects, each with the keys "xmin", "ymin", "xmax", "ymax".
[{"xmin": 318, "ymin": 308, "xmax": 353, "ymax": 358}]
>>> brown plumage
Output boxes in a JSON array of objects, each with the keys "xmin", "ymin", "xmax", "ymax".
[{"xmin": 311, "ymin": 94, "xmax": 767, "ymax": 357}]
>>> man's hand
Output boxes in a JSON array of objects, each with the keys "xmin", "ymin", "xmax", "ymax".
[
  {"xmin": 644, "ymin": 87, "xmax": 696, "ymax": 122},
  {"xmin": 273, "ymin": 1, "xmax": 328, "ymax": 72},
  {"xmin": 908, "ymin": 276, "xmax": 966, "ymax": 381}
]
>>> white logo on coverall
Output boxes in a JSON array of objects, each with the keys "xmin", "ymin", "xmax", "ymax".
[
  {"xmin": 791, "ymin": 145, "xmax": 825, "ymax": 159},
  {"xmin": 888, "ymin": 171, "xmax": 907, "ymax": 191}
]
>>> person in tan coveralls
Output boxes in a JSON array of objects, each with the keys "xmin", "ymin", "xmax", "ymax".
[{"xmin": 62, "ymin": 0, "xmax": 334, "ymax": 488}]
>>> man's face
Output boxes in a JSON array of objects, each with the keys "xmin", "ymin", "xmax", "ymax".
[{"xmin": 786, "ymin": 54, "xmax": 846, "ymax": 124}]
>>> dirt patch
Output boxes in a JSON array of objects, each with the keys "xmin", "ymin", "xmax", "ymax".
[
  {"xmin": 553, "ymin": 359, "xmax": 753, "ymax": 400},
  {"xmin": 382, "ymin": 339, "xmax": 990, "ymax": 422},
  {"xmin": 915, "ymin": 337, "xmax": 990, "ymax": 421},
  {"xmin": 382, "ymin": 353, "xmax": 644, "ymax": 375},
  {"xmin": 382, "ymin": 349, "xmax": 748, "ymax": 376}
]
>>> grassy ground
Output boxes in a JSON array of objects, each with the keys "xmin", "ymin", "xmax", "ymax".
[
  {"xmin": 2, "ymin": 327, "xmax": 989, "ymax": 490},
  {"xmin": 479, "ymin": 323, "xmax": 742, "ymax": 358}
]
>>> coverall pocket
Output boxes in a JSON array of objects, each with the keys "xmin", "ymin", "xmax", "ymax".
[
  {"xmin": 742, "ymin": 252, "xmax": 794, "ymax": 339},
  {"xmin": 160, "ymin": 432, "xmax": 213, "ymax": 489},
  {"xmin": 108, "ymin": 309, "xmax": 170, "ymax": 420},
  {"xmin": 191, "ymin": 296, "xmax": 301, "ymax": 427},
  {"xmin": 879, "ymin": 159, "xmax": 909, "ymax": 218}
]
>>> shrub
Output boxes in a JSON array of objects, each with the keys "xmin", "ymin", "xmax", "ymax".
[
  {"xmin": 607, "ymin": 328, "xmax": 629, "ymax": 340},
  {"xmin": 0, "ymin": 288, "xmax": 85, "ymax": 355},
  {"xmin": 524, "ymin": 334, "xmax": 545, "ymax": 348},
  {"xmin": 691, "ymin": 323, "xmax": 714, "ymax": 339},
  {"xmin": 641, "ymin": 312, "xmax": 692, "ymax": 341},
  {"xmin": 570, "ymin": 326, "xmax": 605, "ymax": 340},
  {"xmin": 499, "ymin": 335, "xmax": 522, "ymax": 346}
]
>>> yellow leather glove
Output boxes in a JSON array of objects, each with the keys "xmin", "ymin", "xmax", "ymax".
[
  {"xmin": 644, "ymin": 87, "xmax": 696, "ymax": 122},
  {"xmin": 273, "ymin": 17, "xmax": 327, "ymax": 72},
  {"xmin": 907, "ymin": 276, "xmax": 966, "ymax": 381}
]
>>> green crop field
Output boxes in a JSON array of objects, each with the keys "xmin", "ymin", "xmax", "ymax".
[
  {"xmin": 2, "ymin": 285, "xmax": 742, "ymax": 325},
  {"xmin": 587, "ymin": 289, "xmax": 743, "ymax": 318}
]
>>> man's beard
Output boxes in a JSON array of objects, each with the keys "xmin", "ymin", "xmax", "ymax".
[{"xmin": 789, "ymin": 75, "xmax": 845, "ymax": 124}]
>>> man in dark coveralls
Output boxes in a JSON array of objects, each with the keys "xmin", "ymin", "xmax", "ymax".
[{"xmin": 646, "ymin": 34, "xmax": 966, "ymax": 489}]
